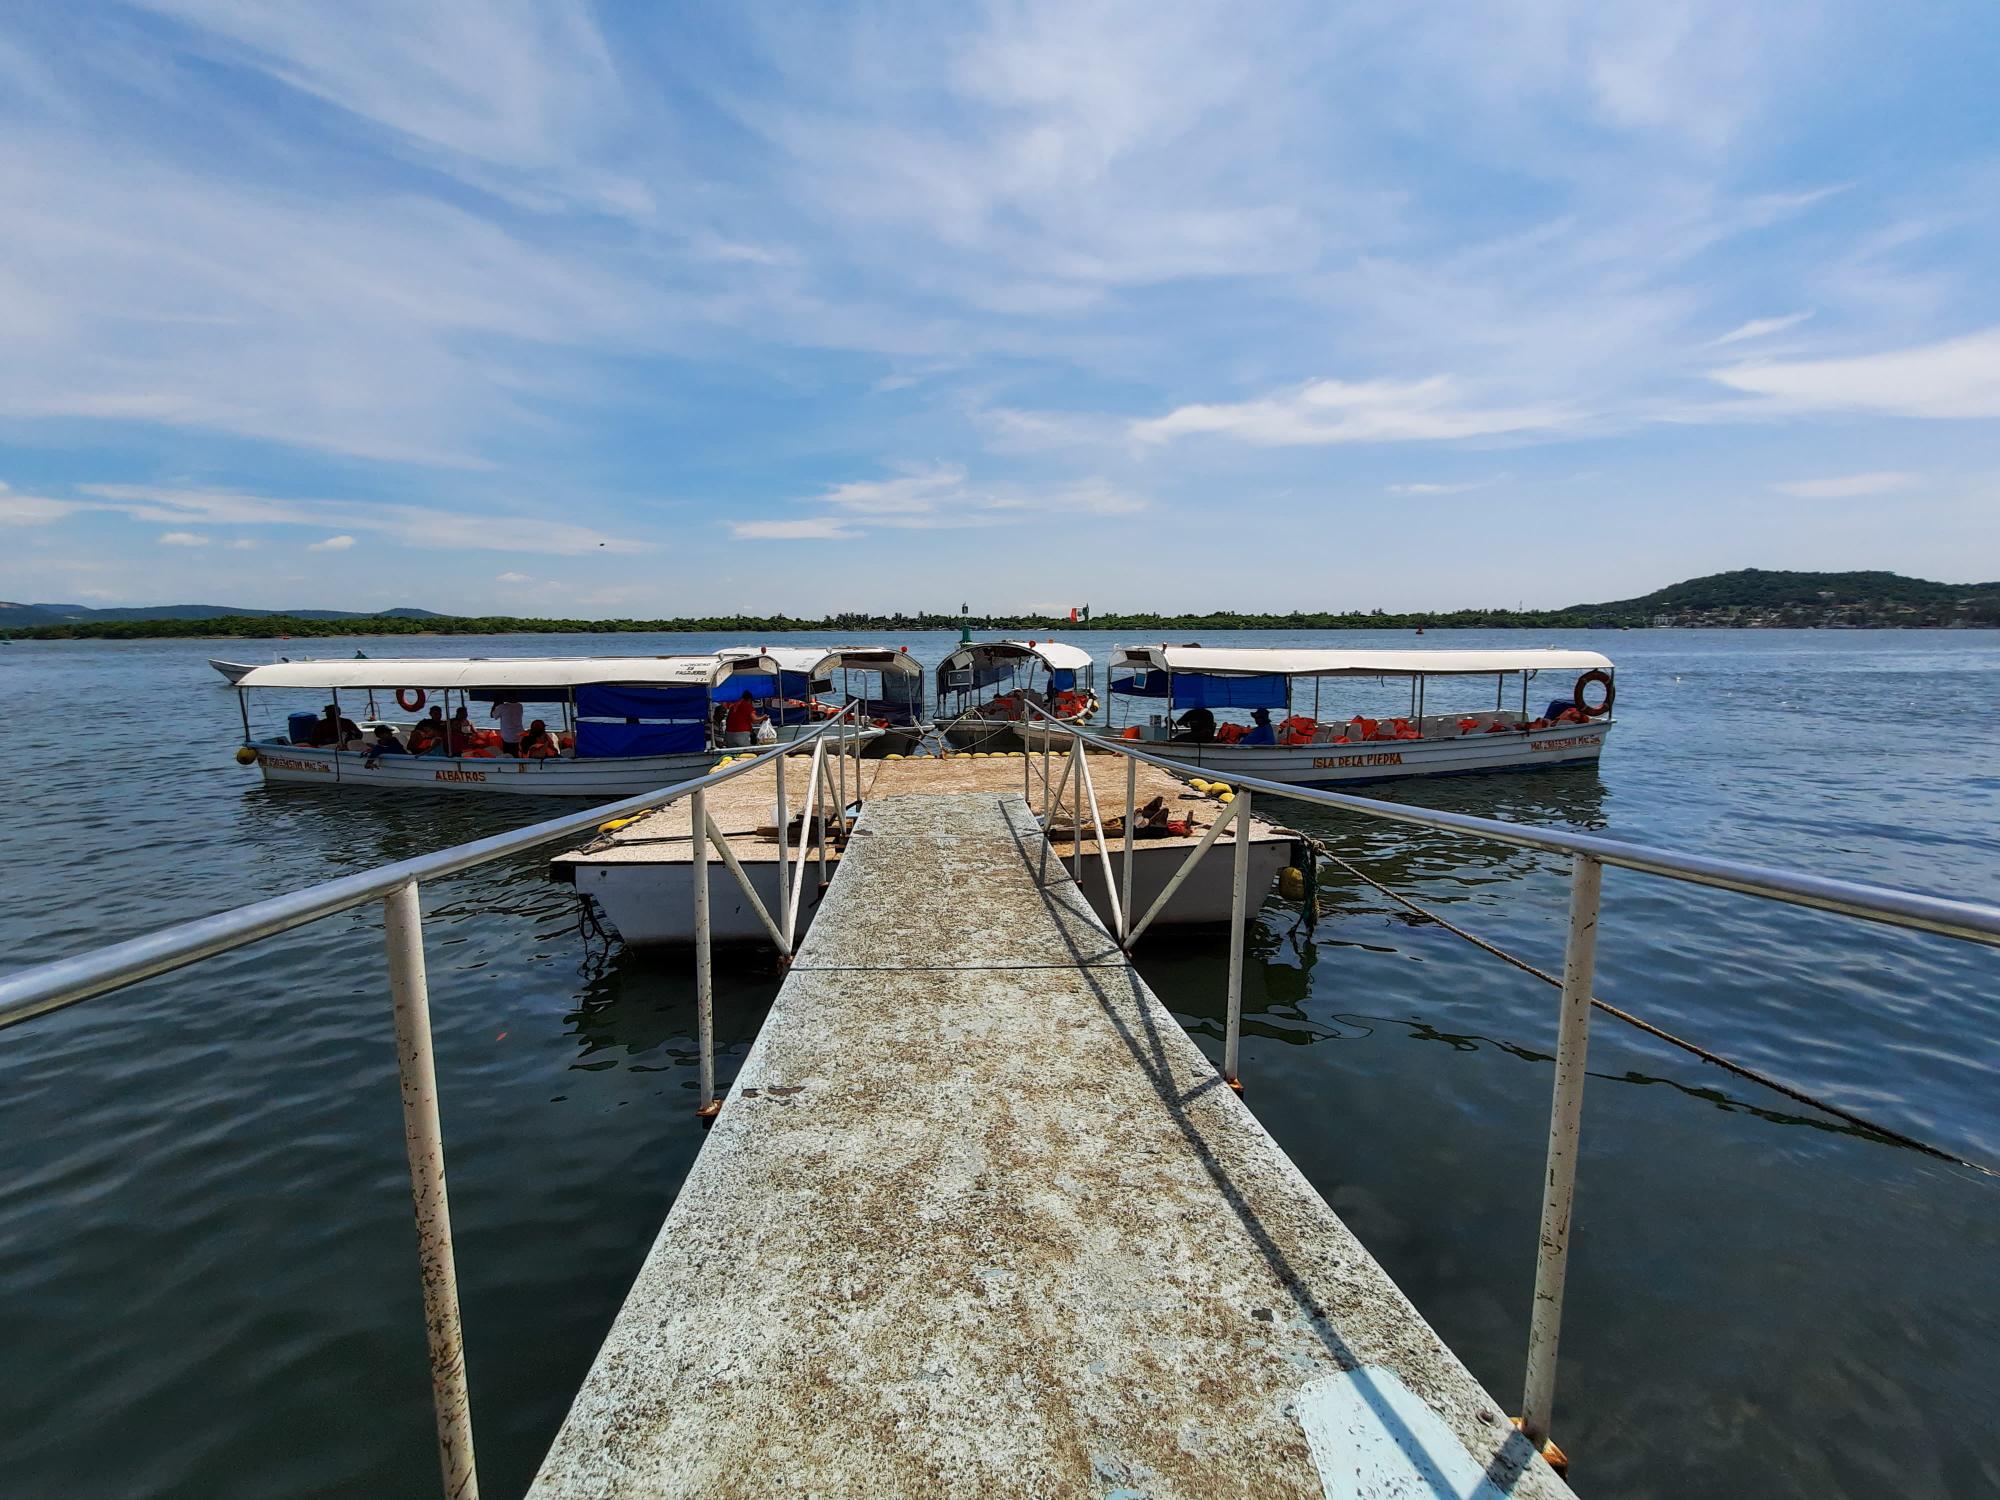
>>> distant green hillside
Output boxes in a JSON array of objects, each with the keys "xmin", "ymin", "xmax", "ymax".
[
  {"xmin": 1571, "ymin": 569, "xmax": 2000, "ymax": 625},
  {"xmin": 6, "ymin": 570, "xmax": 1998, "ymax": 639}
]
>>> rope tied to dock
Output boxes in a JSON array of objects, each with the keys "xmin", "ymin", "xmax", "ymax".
[{"xmin": 1290, "ymin": 831, "xmax": 1998, "ymax": 1180}]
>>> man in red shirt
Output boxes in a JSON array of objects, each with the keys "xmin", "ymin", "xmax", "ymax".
[{"xmin": 723, "ymin": 690, "xmax": 762, "ymax": 746}]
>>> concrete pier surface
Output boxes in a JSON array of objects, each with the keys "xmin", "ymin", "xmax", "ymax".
[{"xmin": 530, "ymin": 792, "xmax": 1572, "ymax": 1499}]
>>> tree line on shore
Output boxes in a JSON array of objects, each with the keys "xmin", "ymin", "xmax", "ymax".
[{"xmin": 9, "ymin": 606, "xmax": 1644, "ymax": 641}]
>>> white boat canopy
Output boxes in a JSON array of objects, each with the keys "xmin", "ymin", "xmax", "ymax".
[
  {"xmin": 941, "ymin": 639, "xmax": 1093, "ymax": 673},
  {"xmin": 1111, "ymin": 646, "xmax": 1613, "ymax": 679},
  {"xmin": 234, "ymin": 654, "xmax": 777, "ymax": 692},
  {"xmin": 719, "ymin": 644, "xmax": 923, "ymax": 679}
]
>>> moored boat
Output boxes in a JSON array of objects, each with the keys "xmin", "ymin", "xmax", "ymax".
[
  {"xmin": 231, "ymin": 653, "xmax": 852, "ymax": 798},
  {"xmin": 720, "ymin": 645, "xmax": 928, "ymax": 755},
  {"xmin": 935, "ymin": 639, "xmax": 1096, "ymax": 752},
  {"xmin": 1035, "ymin": 646, "xmax": 1616, "ymax": 785}
]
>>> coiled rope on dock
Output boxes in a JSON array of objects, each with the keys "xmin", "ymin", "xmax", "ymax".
[{"xmin": 1291, "ymin": 831, "xmax": 1997, "ymax": 1180}]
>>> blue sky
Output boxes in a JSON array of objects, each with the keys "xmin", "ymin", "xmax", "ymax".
[{"xmin": 1, "ymin": 0, "xmax": 1997, "ymax": 616}]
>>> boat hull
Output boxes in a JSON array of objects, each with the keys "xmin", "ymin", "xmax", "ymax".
[
  {"xmin": 250, "ymin": 743, "xmax": 742, "ymax": 799},
  {"xmin": 1023, "ymin": 719, "xmax": 1612, "ymax": 784},
  {"xmin": 942, "ymin": 713, "xmax": 1094, "ymax": 754}
]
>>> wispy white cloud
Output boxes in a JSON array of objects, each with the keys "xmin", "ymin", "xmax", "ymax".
[
  {"xmin": 306, "ymin": 534, "xmax": 356, "ymax": 551},
  {"xmin": 1711, "ymin": 327, "xmax": 2000, "ymax": 419},
  {"xmin": 1386, "ymin": 478, "xmax": 1498, "ymax": 496},
  {"xmin": 71, "ymin": 484, "xmax": 651, "ymax": 555},
  {"xmin": 1771, "ymin": 471, "xmax": 1918, "ymax": 499},
  {"xmin": 158, "ymin": 530, "xmax": 209, "ymax": 546},
  {"xmin": 0, "ymin": 495, "xmax": 82, "ymax": 525},
  {"xmin": 733, "ymin": 465, "xmax": 1143, "ymax": 541},
  {"xmin": 495, "ymin": 570, "xmax": 532, "ymax": 583},
  {"xmin": 1132, "ymin": 377, "xmax": 1572, "ymax": 447},
  {"xmin": 728, "ymin": 517, "xmax": 859, "ymax": 541},
  {"xmin": 133, "ymin": 0, "xmax": 649, "ymax": 217},
  {"xmin": 1711, "ymin": 311, "xmax": 1814, "ymax": 346}
]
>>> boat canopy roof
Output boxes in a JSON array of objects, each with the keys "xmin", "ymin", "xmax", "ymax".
[
  {"xmin": 720, "ymin": 644, "xmax": 922, "ymax": 677},
  {"xmin": 1111, "ymin": 646, "xmax": 1613, "ymax": 679},
  {"xmin": 941, "ymin": 639, "xmax": 1093, "ymax": 673},
  {"xmin": 235, "ymin": 653, "xmax": 775, "ymax": 692}
]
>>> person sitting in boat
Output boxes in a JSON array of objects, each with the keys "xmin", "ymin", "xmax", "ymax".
[
  {"xmin": 306, "ymin": 703, "xmax": 362, "ymax": 749},
  {"xmin": 1241, "ymin": 707, "xmax": 1278, "ymax": 746},
  {"xmin": 520, "ymin": 720, "xmax": 561, "ymax": 759},
  {"xmin": 447, "ymin": 707, "xmax": 477, "ymax": 756},
  {"xmin": 723, "ymin": 690, "xmax": 764, "ymax": 747},
  {"xmin": 1172, "ymin": 705, "xmax": 1216, "ymax": 744},
  {"xmin": 490, "ymin": 695, "xmax": 525, "ymax": 756},
  {"xmin": 363, "ymin": 725, "xmax": 408, "ymax": 765},
  {"xmin": 406, "ymin": 716, "xmax": 446, "ymax": 757}
]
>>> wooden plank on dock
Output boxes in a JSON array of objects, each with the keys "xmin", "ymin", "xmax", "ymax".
[{"xmin": 529, "ymin": 792, "xmax": 1572, "ymax": 1499}]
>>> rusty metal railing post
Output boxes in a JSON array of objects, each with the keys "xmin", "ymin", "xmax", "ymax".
[
  {"xmin": 1120, "ymin": 754, "xmax": 1136, "ymax": 944},
  {"xmin": 1223, "ymin": 788, "xmax": 1251, "ymax": 1089},
  {"xmin": 1070, "ymin": 732, "xmax": 1085, "ymax": 883},
  {"xmin": 774, "ymin": 741, "xmax": 791, "ymax": 940},
  {"xmin": 382, "ymin": 879, "xmax": 479, "ymax": 1500},
  {"xmin": 691, "ymin": 788, "xmax": 717, "ymax": 1119},
  {"xmin": 1519, "ymin": 851, "xmax": 1603, "ymax": 1458}
]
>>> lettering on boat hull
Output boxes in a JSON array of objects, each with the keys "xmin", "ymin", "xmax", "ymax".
[
  {"xmin": 1531, "ymin": 734, "xmax": 1604, "ymax": 752},
  {"xmin": 435, "ymin": 769, "xmax": 488, "ymax": 783},
  {"xmin": 1311, "ymin": 752, "xmax": 1404, "ymax": 769},
  {"xmin": 257, "ymin": 753, "xmax": 332, "ymax": 775}
]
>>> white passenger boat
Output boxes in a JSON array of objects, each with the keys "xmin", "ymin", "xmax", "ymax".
[
  {"xmin": 719, "ymin": 645, "xmax": 927, "ymax": 755},
  {"xmin": 232, "ymin": 653, "xmax": 827, "ymax": 798},
  {"xmin": 935, "ymin": 639, "xmax": 1097, "ymax": 752},
  {"xmin": 210, "ymin": 658, "xmax": 256, "ymax": 685},
  {"xmin": 1030, "ymin": 646, "xmax": 1616, "ymax": 785}
]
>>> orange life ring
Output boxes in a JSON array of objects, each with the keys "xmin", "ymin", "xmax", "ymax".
[
  {"xmin": 1573, "ymin": 669, "xmax": 1615, "ymax": 717},
  {"xmin": 396, "ymin": 687, "xmax": 426, "ymax": 713}
]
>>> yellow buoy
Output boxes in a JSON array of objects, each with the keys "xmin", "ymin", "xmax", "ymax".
[
  {"xmin": 1188, "ymin": 778, "xmax": 1211, "ymax": 794},
  {"xmin": 234, "ymin": 745, "xmax": 258, "ymax": 766},
  {"xmin": 885, "ymin": 753, "xmax": 904, "ymax": 760},
  {"xmin": 598, "ymin": 816, "xmax": 638, "ymax": 833},
  {"xmin": 1216, "ymin": 791, "xmax": 1234, "ymax": 806},
  {"xmin": 1209, "ymin": 783, "xmax": 1232, "ymax": 798},
  {"xmin": 1278, "ymin": 866, "xmax": 1306, "ymax": 901}
]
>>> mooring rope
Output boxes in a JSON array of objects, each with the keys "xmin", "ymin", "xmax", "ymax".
[{"xmin": 1291, "ymin": 831, "xmax": 1997, "ymax": 1179}]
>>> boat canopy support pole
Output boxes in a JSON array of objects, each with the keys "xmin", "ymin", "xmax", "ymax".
[
  {"xmin": 382, "ymin": 879, "xmax": 480, "ymax": 1500},
  {"xmin": 1519, "ymin": 851, "xmax": 1603, "ymax": 1460}
]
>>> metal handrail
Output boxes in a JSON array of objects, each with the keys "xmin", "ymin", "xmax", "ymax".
[
  {"xmin": 1020, "ymin": 702, "xmax": 2000, "ymax": 1467},
  {"xmin": 0, "ymin": 701, "xmax": 861, "ymax": 1500},
  {"xmin": 1030, "ymin": 713, "xmax": 2000, "ymax": 949},
  {"xmin": 0, "ymin": 705, "xmax": 860, "ymax": 1029}
]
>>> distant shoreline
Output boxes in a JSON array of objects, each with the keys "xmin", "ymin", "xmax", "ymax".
[{"xmin": 7, "ymin": 614, "xmax": 1999, "ymax": 643}]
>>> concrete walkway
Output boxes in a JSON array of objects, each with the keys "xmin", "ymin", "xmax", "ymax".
[{"xmin": 529, "ymin": 793, "xmax": 1573, "ymax": 1499}]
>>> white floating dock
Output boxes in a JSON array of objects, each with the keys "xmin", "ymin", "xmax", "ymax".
[
  {"xmin": 552, "ymin": 752, "xmax": 1296, "ymax": 946},
  {"xmin": 530, "ymin": 792, "xmax": 1573, "ymax": 1498}
]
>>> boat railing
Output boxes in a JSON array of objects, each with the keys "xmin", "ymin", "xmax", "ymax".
[
  {"xmin": 0, "ymin": 701, "xmax": 870, "ymax": 1500},
  {"xmin": 1017, "ymin": 701, "xmax": 2000, "ymax": 1468}
]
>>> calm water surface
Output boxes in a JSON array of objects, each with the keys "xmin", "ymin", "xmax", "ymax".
[{"xmin": 1, "ymin": 629, "xmax": 1996, "ymax": 1498}]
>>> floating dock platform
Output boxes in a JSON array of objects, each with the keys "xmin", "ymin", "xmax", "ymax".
[
  {"xmin": 530, "ymin": 791, "xmax": 1572, "ymax": 1498},
  {"xmin": 551, "ymin": 752, "xmax": 1297, "ymax": 946}
]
